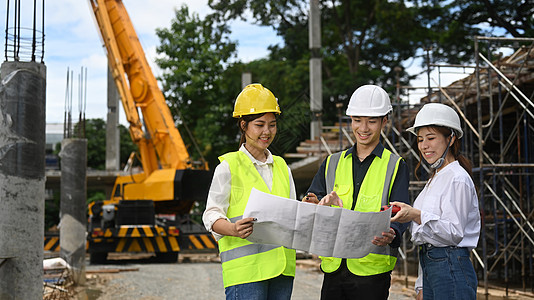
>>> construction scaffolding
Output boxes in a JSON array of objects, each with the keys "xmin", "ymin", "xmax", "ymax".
[
  {"xmin": 386, "ymin": 36, "xmax": 534, "ymax": 297},
  {"xmin": 288, "ymin": 36, "xmax": 534, "ymax": 297}
]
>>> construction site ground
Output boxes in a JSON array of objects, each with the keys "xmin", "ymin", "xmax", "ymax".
[{"xmin": 43, "ymin": 253, "xmax": 534, "ymax": 300}]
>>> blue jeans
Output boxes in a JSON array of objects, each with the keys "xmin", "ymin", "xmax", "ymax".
[
  {"xmin": 419, "ymin": 245, "xmax": 477, "ymax": 300},
  {"xmin": 225, "ymin": 275, "xmax": 294, "ymax": 300}
]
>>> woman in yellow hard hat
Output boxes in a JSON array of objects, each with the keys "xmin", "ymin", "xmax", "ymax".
[{"xmin": 202, "ymin": 84, "xmax": 297, "ymax": 299}]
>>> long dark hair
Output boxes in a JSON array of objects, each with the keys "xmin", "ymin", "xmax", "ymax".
[
  {"xmin": 415, "ymin": 126, "xmax": 473, "ymax": 180},
  {"xmin": 237, "ymin": 113, "xmax": 271, "ymax": 147}
]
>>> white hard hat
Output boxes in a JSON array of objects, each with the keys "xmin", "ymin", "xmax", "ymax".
[
  {"xmin": 346, "ymin": 85, "xmax": 392, "ymax": 117},
  {"xmin": 407, "ymin": 103, "xmax": 464, "ymax": 138}
]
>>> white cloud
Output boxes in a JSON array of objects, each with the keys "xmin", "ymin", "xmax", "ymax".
[{"xmin": 229, "ymin": 20, "xmax": 283, "ymax": 62}]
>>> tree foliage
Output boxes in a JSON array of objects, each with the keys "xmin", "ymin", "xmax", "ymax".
[
  {"xmin": 151, "ymin": 0, "xmax": 528, "ymax": 166},
  {"xmin": 208, "ymin": 0, "xmax": 429, "ymax": 91},
  {"xmin": 208, "ymin": 0, "xmax": 530, "ymax": 89},
  {"xmin": 450, "ymin": 0, "xmax": 533, "ymax": 38},
  {"xmin": 155, "ymin": 5, "xmax": 240, "ymax": 166}
]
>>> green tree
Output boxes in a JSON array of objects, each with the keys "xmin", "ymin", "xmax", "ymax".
[
  {"xmin": 406, "ymin": 0, "xmax": 533, "ymax": 65},
  {"xmin": 84, "ymin": 118, "xmax": 106, "ymax": 169},
  {"xmin": 155, "ymin": 5, "xmax": 239, "ymax": 167},
  {"xmin": 450, "ymin": 0, "xmax": 533, "ymax": 38},
  {"xmin": 206, "ymin": 0, "xmax": 527, "ymax": 119},
  {"xmin": 152, "ymin": 0, "xmax": 527, "ymax": 163},
  {"xmin": 45, "ymin": 191, "xmax": 60, "ymax": 231},
  {"xmin": 208, "ymin": 0, "xmax": 430, "ymax": 92}
]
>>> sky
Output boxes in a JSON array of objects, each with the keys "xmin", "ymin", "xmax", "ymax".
[
  {"xmin": 1, "ymin": 0, "xmax": 469, "ymax": 127},
  {"xmin": 1, "ymin": 0, "xmax": 282, "ymax": 126}
]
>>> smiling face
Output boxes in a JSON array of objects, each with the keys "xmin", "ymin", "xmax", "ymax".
[
  {"xmin": 242, "ymin": 112, "xmax": 277, "ymax": 157},
  {"xmin": 417, "ymin": 126, "xmax": 455, "ymax": 167},
  {"xmin": 351, "ymin": 116, "xmax": 386, "ymax": 148}
]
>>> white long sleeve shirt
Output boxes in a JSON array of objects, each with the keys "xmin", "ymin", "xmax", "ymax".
[
  {"xmin": 412, "ymin": 160, "xmax": 481, "ymax": 292},
  {"xmin": 202, "ymin": 145, "xmax": 296, "ymax": 241},
  {"xmin": 411, "ymin": 160, "xmax": 480, "ymax": 249}
]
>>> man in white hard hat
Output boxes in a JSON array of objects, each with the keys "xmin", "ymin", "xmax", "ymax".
[{"xmin": 303, "ymin": 85, "xmax": 410, "ymax": 300}]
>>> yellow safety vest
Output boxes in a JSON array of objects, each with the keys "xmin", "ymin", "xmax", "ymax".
[
  {"xmin": 217, "ymin": 151, "xmax": 296, "ymax": 288},
  {"xmin": 320, "ymin": 149, "xmax": 401, "ymax": 276}
]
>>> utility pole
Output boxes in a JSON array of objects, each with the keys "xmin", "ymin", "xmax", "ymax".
[
  {"xmin": 241, "ymin": 72, "xmax": 252, "ymax": 89},
  {"xmin": 106, "ymin": 66, "xmax": 120, "ymax": 171},
  {"xmin": 309, "ymin": 0, "xmax": 322, "ymax": 140}
]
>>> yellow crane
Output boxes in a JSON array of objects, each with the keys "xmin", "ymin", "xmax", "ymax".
[{"xmin": 87, "ymin": 0, "xmax": 215, "ymax": 263}]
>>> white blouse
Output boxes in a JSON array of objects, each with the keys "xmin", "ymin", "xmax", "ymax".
[
  {"xmin": 202, "ymin": 145, "xmax": 296, "ymax": 240},
  {"xmin": 412, "ymin": 160, "xmax": 481, "ymax": 293},
  {"xmin": 411, "ymin": 160, "xmax": 481, "ymax": 249}
]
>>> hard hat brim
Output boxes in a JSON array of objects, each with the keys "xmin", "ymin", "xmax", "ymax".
[
  {"xmin": 232, "ymin": 108, "xmax": 281, "ymax": 118},
  {"xmin": 406, "ymin": 124, "xmax": 463, "ymax": 139}
]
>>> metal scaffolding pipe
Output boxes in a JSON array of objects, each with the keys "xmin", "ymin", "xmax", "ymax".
[{"xmin": 475, "ymin": 36, "xmax": 490, "ymax": 299}]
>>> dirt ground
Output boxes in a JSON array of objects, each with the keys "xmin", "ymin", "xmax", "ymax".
[{"xmin": 44, "ymin": 253, "xmax": 534, "ymax": 300}]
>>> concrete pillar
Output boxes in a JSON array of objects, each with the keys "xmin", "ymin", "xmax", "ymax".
[
  {"xmin": 106, "ymin": 66, "xmax": 120, "ymax": 171},
  {"xmin": 241, "ymin": 72, "xmax": 252, "ymax": 89},
  {"xmin": 0, "ymin": 61, "xmax": 46, "ymax": 299},
  {"xmin": 59, "ymin": 138, "xmax": 87, "ymax": 285},
  {"xmin": 309, "ymin": 0, "xmax": 322, "ymax": 140}
]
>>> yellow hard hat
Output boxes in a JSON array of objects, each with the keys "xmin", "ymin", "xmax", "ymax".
[{"xmin": 232, "ymin": 83, "xmax": 281, "ymax": 118}]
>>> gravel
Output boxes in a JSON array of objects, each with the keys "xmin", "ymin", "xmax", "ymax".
[{"xmin": 83, "ymin": 254, "xmax": 415, "ymax": 300}]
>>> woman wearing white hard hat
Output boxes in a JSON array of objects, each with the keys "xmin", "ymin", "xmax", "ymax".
[
  {"xmin": 390, "ymin": 103, "xmax": 481, "ymax": 300},
  {"xmin": 202, "ymin": 84, "xmax": 297, "ymax": 299}
]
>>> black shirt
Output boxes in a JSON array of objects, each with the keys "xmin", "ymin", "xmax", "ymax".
[{"xmin": 306, "ymin": 142, "xmax": 410, "ymax": 248}]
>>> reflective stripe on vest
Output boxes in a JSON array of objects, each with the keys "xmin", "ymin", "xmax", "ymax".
[
  {"xmin": 321, "ymin": 149, "xmax": 401, "ymax": 276},
  {"xmin": 217, "ymin": 151, "xmax": 296, "ymax": 287},
  {"xmin": 221, "ymin": 215, "xmax": 279, "ymax": 262},
  {"xmin": 220, "ymin": 243, "xmax": 280, "ymax": 262}
]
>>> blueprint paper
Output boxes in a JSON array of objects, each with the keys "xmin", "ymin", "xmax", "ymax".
[{"xmin": 242, "ymin": 188, "xmax": 392, "ymax": 258}]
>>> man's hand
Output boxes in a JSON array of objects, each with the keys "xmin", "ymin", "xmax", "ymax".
[
  {"xmin": 302, "ymin": 192, "xmax": 319, "ymax": 204},
  {"xmin": 318, "ymin": 191, "xmax": 343, "ymax": 207},
  {"xmin": 372, "ymin": 227, "xmax": 396, "ymax": 247}
]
